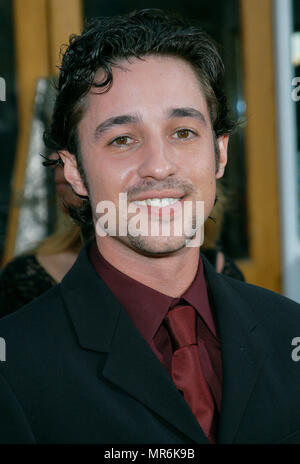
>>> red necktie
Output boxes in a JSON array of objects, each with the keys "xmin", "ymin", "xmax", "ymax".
[{"xmin": 165, "ymin": 305, "xmax": 217, "ymax": 443}]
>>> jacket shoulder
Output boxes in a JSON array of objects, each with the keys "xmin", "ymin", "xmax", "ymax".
[
  {"xmin": 224, "ymin": 273, "xmax": 299, "ymax": 311},
  {"xmin": 202, "ymin": 254, "xmax": 300, "ymax": 325},
  {"xmin": 0, "ymin": 283, "xmax": 62, "ymax": 325},
  {"xmin": 0, "ymin": 284, "xmax": 68, "ymax": 362},
  {"xmin": 218, "ymin": 273, "xmax": 300, "ymax": 336}
]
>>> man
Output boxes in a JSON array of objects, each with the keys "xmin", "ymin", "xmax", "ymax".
[{"xmin": 1, "ymin": 9, "xmax": 300, "ymax": 444}]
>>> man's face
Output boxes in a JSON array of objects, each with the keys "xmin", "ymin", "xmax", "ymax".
[{"xmin": 63, "ymin": 55, "xmax": 228, "ymax": 255}]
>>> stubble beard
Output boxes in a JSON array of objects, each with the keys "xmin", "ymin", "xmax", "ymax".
[{"xmin": 113, "ymin": 212, "xmax": 200, "ymax": 257}]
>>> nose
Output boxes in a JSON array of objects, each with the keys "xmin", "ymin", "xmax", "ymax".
[{"xmin": 137, "ymin": 138, "xmax": 177, "ymax": 181}]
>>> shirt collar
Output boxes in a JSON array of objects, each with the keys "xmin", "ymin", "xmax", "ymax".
[{"xmin": 89, "ymin": 240, "xmax": 217, "ymax": 343}]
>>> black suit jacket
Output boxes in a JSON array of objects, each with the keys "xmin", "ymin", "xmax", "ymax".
[{"xmin": 0, "ymin": 245, "xmax": 300, "ymax": 444}]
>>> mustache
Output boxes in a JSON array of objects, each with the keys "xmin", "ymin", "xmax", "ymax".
[{"xmin": 126, "ymin": 178, "xmax": 195, "ymax": 200}]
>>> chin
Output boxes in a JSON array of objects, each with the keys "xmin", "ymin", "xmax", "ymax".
[{"xmin": 125, "ymin": 234, "xmax": 192, "ymax": 257}]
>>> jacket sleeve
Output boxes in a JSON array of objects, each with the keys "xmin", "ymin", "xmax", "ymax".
[{"xmin": 0, "ymin": 372, "xmax": 36, "ymax": 443}]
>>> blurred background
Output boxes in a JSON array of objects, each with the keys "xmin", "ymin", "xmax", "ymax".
[{"xmin": 0, "ymin": 0, "xmax": 299, "ymax": 301}]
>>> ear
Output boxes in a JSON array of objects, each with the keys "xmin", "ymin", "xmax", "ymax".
[
  {"xmin": 59, "ymin": 150, "xmax": 89, "ymax": 197},
  {"xmin": 215, "ymin": 135, "xmax": 229, "ymax": 179}
]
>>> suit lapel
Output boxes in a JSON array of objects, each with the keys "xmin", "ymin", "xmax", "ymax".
[
  {"xmin": 61, "ymin": 246, "xmax": 265, "ymax": 444},
  {"xmin": 102, "ymin": 307, "xmax": 209, "ymax": 444},
  {"xmin": 202, "ymin": 256, "xmax": 266, "ymax": 443},
  {"xmin": 60, "ymin": 246, "xmax": 209, "ymax": 444}
]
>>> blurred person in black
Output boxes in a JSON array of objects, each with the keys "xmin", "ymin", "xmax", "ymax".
[
  {"xmin": 0, "ymin": 10, "xmax": 299, "ymax": 444},
  {"xmin": 0, "ymin": 154, "xmax": 83, "ymax": 315}
]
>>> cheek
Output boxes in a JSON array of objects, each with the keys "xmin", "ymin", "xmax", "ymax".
[
  {"xmin": 188, "ymin": 153, "xmax": 217, "ymax": 212},
  {"xmin": 84, "ymin": 157, "xmax": 135, "ymax": 202},
  {"xmin": 188, "ymin": 154, "xmax": 216, "ymax": 188},
  {"xmin": 184, "ymin": 138, "xmax": 216, "ymax": 172}
]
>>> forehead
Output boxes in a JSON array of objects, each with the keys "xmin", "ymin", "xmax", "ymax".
[{"xmin": 82, "ymin": 55, "xmax": 210, "ymax": 124}]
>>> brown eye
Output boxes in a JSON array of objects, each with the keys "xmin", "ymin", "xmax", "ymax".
[
  {"xmin": 177, "ymin": 129, "xmax": 190, "ymax": 139},
  {"xmin": 114, "ymin": 136, "xmax": 129, "ymax": 145}
]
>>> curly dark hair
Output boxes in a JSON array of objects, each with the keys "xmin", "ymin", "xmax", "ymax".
[{"xmin": 44, "ymin": 8, "xmax": 236, "ymax": 229}]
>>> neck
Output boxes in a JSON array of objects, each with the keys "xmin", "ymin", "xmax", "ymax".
[{"xmin": 95, "ymin": 236, "xmax": 200, "ymax": 297}]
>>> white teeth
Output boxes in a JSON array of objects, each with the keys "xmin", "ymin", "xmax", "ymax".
[
  {"xmin": 147, "ymin": 198, "xmax": 160, "ymax": 207},
  {"xmin": 133, "ymin": 200, "xmax": 148, "ymax": 206},
  {"xmin": 133, "ymin": 198, "xmax": 180, "ymax": 207},
  {"xmin": 161, "ymin": 198, "xmax": 169, "ymax": 207}
]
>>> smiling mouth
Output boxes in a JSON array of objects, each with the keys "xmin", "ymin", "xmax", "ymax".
[{"xmin": 132, "ymin": 197, "xmax": 184, "ymax": 207}]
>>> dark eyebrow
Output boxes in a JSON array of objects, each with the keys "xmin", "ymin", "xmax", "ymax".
[
  {"xmin": 94, "ymin": 107, "xmax": 206, "ymax": 139},
  {"xmin": 167, "ymin": 107, "xmax": 207, "ymax": 126},
  {"xmin": 94, "ymin": 113, "xmax": 141, "ymax": 139}
]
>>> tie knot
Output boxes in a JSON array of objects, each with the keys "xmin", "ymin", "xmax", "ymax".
[{"xmin": 165, "ymin": 305, "xmax": 197, "ymax": 350}]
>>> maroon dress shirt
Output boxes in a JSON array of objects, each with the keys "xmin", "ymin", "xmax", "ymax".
[{"xmin": 89, "ymin": 240, "xmax": 222, "ymax": 416}]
